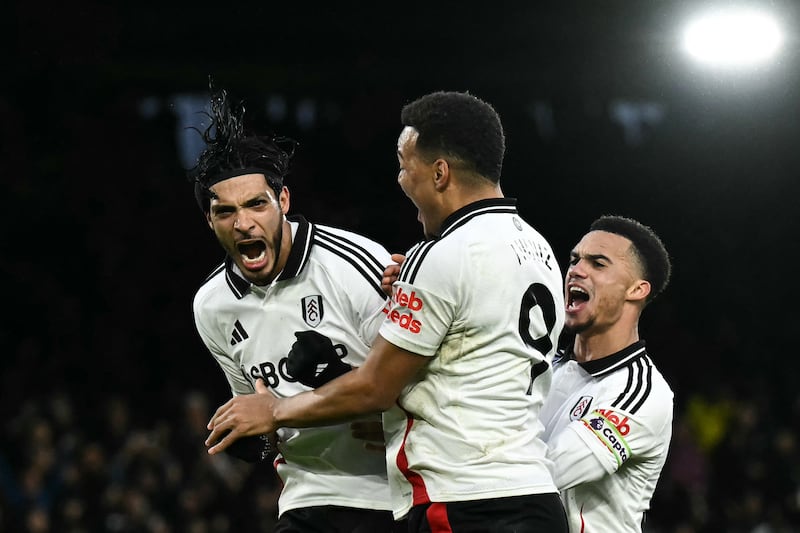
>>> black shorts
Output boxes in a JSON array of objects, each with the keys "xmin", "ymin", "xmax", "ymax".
[
  {"xmin": 276, "ymin": 505, "xmax": 407, "ymax": 533},
  {"xmin": 407, "ymin": 493, "xmax": 567, "ymax": 533}
]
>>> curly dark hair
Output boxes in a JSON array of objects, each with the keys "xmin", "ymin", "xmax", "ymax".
[
  {"xmin": 589, "ymin": 215, "xmax": 672, "ymax": 303},
  {"xmin": 188, "ymin": 80, "xmax": 297, "ymax": 213},
  {"xmin": 400, "ymin": 91, "xmax": 505, "ymax": 183}
]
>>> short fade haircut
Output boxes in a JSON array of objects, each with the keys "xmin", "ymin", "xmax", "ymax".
[
  {"xmin": 188, "ymin": 80, "xmax": 297, "ymax": 214},
  {"xmin": 400, "ymin": 90, "xmax": 505, "ymax": 183},
  {"xmin": 590, "ymin": 215, "xmax": 672, "ymax": 303}
]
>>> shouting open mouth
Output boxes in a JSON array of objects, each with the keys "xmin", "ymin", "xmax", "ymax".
[
  {"xmin": 237, "ymin": 239, "xmax": 268, "ymax": 270},
  {"xmin": 566, "ymin": 285, "xmax": 589, "ymax": 313}
]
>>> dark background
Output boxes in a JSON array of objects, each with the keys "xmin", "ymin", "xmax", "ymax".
[{"xmin": 3, "ymin": 2, "xmax": 800, "ymax": 531}]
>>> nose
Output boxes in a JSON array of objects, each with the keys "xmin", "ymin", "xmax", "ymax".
[
  {"xmin": 233, "ymin": 210, "xmax": 254, "ymax": 231},
  {"xmin": 567, "ymin": 260, "xmax": 587, "ymax": 278}
]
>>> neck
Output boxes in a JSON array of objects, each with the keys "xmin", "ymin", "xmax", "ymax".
[
  {"xmin": 436, "ymin": 182, "xmax": 503, "ymax": 228},
  {"xmin": 458, "ymin": 181, "xmax": 504, "ymax": 206},
  {"xmin": 573, "ymin": 324, "xmax": 640, "ymax": 363}
]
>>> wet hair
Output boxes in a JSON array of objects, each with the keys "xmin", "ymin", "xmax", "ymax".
[
  {"xmin": 188, "ymin": 80, "xmax": 297, "ymax": 213},
  {"xmin": 590, "ymin": 215, "xmax": 672, "ymax": 303},
  {"xmin": 400, "ymin": 90, "xmax": 505, "ymax": 183}
]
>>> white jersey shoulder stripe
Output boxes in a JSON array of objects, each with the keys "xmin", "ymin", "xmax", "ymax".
[
  {"xmin": 399, "ymin": 240, "xmax": 436, "ymax": 285},
  {"xmin": 610, "ymin": 354, "xmax": 654, "ymax": 415},
  {"xmin": 313, "ymin": 228, "xmax": 386, "ymax": 299},
  {"xmin": 315, "ymin": 227, "xmax": 387, "ymax": 275},
  {"xmin": 625, "ymin": 356, "xmax": 655, "ymax": 414}
]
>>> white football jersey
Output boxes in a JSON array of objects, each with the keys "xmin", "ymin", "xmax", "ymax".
[
  {"xmin": 540, "ymin": 341, "xmax": 674, "ymax": 532},
  {"xmin": 378, "ymin": 198, "xmax": 565, "ymax": 519},
  {"xmin": 193, "ymin": 216, "xmax": 394, "ymax": 516}
]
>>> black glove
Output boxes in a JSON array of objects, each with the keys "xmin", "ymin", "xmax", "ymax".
[
  {"xmin": 223, "ymin": 432, "xmax": 272, "ymax": 463},
  {"xmin": 286, "ymin": 330, "xmax": 351, "ymax": 388}
]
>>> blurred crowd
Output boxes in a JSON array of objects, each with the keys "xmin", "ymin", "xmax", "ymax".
[
  {"xmin": 0, "ymin": 391, "xmax": 282, "ymax": 533},
  {"xmin": 1, "ymin": 379, "xmax": 799, "ymax": 532}
]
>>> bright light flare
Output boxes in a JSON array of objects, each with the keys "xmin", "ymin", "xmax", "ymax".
[{"xmin": 683, "ymin": 8, "xmax": 783, "ymax": 67}]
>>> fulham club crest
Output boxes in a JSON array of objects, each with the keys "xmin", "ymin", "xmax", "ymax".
[
  {"xmin": 570, "ymin": 395, "xmax": 593, "ymax": 421},
  {"xmin": 302, "ymin": 295, "xmax": 324, "ymax": 327}
]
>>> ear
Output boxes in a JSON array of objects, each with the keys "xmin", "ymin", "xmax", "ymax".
[
  {"xmin": 205, "ymin": 212, "xmax": 214, "ymax": 230},
  {"xmin": 627, "ymin": 279, "xmax": 651, "ymax": 303},
  {"xmin": 278, "ymin": 186, "xmax": 291, "ymax": 215},
  {"xmin": 432, "ymin": 159, "xmax": 450, "ymax": 192}
]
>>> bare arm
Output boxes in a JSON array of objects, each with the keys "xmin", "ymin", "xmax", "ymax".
[{"xmin": 205, "ymin": 335, "xmax": 427, "ymax": 455}]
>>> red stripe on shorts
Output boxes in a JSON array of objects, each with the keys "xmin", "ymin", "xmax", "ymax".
[{"xmin": 426, "ymin": 502, "xmax": 453, "ymax": 532}]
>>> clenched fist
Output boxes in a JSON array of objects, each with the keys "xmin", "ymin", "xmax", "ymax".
[{"xmin": 286, "ymin": 331, "xmax": 352, "ymax": 388}]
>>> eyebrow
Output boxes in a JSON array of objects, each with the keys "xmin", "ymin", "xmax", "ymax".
[
  {"xmin": 570, "ymin": 251, "xmax": 612, "ymax": 263},
  {"xmin": 209, "ymin": 203, "xmax": 233, "ymax": 215},
  {"xmin": 210, "ymin": 191, "xmax": 272, "ymax": 210}
]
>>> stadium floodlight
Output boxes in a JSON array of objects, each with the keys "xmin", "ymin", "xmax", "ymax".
[{"xmin": 682, "ymin": 7, "xmax": 783, "ymax": 67}]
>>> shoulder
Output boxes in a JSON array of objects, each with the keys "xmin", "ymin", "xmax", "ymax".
[
  {"xmin": 600, "ymin": 353, "xmax": 674, "ymax": 419},
  {"xmin": 192, "ymin": 262, "xmax": 228, "ymax": 313},
  {"xmin": 312, "ymin": 224, "xmax": 392, "ymax": 266},
  {"xmin": 396, "ymin": 238, "xmax": 464, "ymax": 289},
  {"xmin": 307, "ymin": 223, "xmax": 392, "ymax": 300}
]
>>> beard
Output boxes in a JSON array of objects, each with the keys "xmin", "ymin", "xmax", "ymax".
[
  {"xmin": 564, "ymin": 316, "xmax": 593, "ymax": 335},
  {"xmin": 259, "ymin": 219, "xmax": 285, "ymax": 283},
  {"xmin": 272, "ymin": 221, "xmax": 284, "ymax": 267}
]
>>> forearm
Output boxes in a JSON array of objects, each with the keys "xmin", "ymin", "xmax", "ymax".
[
  {"xmin": 273, "ymin": 365, "xmax": 392, "ymax": 428},
  {"xmin": 206, "ymin": 335, "xmax": 425, "ymax": 456}
]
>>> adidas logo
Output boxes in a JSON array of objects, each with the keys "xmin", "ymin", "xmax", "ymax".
[
  {"xmin": 230, "ymin": 320, "xmax": 249, "ymax": 346},
  {"xmin": 315, "ymin": 363, "xmax": 328, "ymax": 377}
]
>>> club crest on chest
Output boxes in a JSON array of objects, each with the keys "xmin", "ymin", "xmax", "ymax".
[
  {"xmin": 301, "ymin": 295, "xmax": 324, "ymax": 328},
  {"xmin": 570, "ymin": 395, "xmax": 593, "ymax": 421}
]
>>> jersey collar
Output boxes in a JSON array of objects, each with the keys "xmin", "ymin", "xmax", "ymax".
[
  {"xmin": 577, "ymin": 340, "xmax": 648, "ymax": 377},
  {"xmin": 555, "ymin": 340, "xmax": 649, "ymax": 378},
  {"xmin": 436, "ymin": 198, "xmax": 518, "ymax": 239},
  {"xmin": 223, "ymin": 214, "xmax": 314, "ymax": 299}
]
